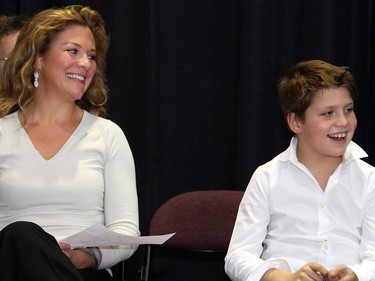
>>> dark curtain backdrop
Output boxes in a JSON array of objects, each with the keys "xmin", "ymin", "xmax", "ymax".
[{"xmin": 1, "ymin": 1, "xmax": 374, "ymax": 280}]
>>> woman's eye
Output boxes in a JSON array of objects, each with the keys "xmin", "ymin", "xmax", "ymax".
[
  {"xmin": 345, "ymin": 107, "xmax": 354, "ymax": 113},
  {"xmin": 66, "ymin": 49, "xmax": 78, "ymax": 54},
  {"xmin": 66, "ymin": 48, "xmax": 96, "ymax": 61}
]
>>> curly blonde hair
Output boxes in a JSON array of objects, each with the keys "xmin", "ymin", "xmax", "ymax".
[{"xmin": 0, "ymin": 5, "xmax": 110, "ymax": 118}]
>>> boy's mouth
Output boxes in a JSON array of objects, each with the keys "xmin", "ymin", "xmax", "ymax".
[{"xmin": 327, "ymin": 132, "xmax": 347, "ymax": 140}]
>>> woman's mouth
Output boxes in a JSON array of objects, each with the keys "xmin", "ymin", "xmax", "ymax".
[{"xmin": 65, "ymin": 73, "xmax": 85, "ymax": 82}]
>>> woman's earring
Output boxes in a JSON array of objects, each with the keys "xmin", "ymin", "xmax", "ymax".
[{"xmin": 33, "ymin": 71, "xmax": 39, "ymax": 88}]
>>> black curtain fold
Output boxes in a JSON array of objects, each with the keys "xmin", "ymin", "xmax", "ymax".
[{"xmin": 1, "ymin": 1, "xmax": 374, "ymax": 280}]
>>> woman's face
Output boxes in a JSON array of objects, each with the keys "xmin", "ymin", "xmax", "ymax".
[{"xmin": 35, "ymin": 24, "xmax": 97, "ymax": 102}]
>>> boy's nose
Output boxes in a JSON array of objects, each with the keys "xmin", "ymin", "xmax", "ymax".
[{"xmin": 335, "ymin": 113, "xmax": 349, "ymax": 126}]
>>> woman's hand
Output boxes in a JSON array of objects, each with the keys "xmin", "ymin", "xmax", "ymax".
[
  {"xmin": 261, "ymin": 262, "xmax": 329, "ymax": 281},
  {"xmin": 58, "ymin": 242, "xmax": 97, "ymax": 269}
]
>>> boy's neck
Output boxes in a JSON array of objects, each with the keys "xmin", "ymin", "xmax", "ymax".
[{"xmin": 297, "ymin": 151, "xmax": 343, "ymax": 191}]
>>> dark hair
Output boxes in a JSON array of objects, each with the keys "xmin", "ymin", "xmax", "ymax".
[
  {"xmin": 278, "ymin": 60, "xmax": 357, "ymax": 123},
  {"xmin": 0, "ymin": 15, "xmax": 28, "ymax": 37},
  {"xmin": 0, "ymin": 5, "xmax": 110, "ymax": 118}
]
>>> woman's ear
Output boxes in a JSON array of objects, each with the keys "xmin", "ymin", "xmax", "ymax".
[
  {"xmin": 287, "ymin": 112, "xmax": 302, "ymax": 134},
  {"xmin": 35, "ymin": 56, "xmax": 43, "ymax": 70}
]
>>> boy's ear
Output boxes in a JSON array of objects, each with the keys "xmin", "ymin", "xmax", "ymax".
[{"xmin": 287, "ymin": 112, "xmax": 302, "ymax": 134}]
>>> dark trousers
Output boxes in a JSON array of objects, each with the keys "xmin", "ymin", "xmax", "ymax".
[{"xmin": 0, "ymin": 221, "xmax": 113, "ymax": 281}]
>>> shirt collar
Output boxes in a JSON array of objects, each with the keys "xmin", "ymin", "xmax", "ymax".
[{"xmin": 280, "ymin": 136, "xmax": 368, "ymax": 166}]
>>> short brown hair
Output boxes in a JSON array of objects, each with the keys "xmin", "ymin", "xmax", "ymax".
[
  {"xmin": 278, "ymin": 60, "xmax": 357, "ymax": 123},
  {"xmin": 0, "ymin": 15, "xmax": 27, "ymax": 37}
]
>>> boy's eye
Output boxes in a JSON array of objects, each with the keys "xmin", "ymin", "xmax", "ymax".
[
  {"xmin": 88, "ymin": 54, "xmax": 96, "ymax": 61},
  {"xmin": 322, "ymin": 111, "xmax": 333, "ymax": 116}
]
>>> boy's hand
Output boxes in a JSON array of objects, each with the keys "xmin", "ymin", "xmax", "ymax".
[
  {"xmin": 326, "ymin": 265, "xmax": 358, "ymax": 281},
  {"xmin": 261, "ymin": 262, "xmax": 329, "ymax": 281}
]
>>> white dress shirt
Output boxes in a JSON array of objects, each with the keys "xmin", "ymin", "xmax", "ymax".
[{"xmin": 225, "ymin": 137, "xmax": 375, "ymax": 281}]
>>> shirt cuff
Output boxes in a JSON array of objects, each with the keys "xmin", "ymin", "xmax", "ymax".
[{"xmin": 249, "ymin": 258, "xmax": 291, "ymax": 281}]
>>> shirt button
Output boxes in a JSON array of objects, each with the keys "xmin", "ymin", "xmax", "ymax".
[{"xmin": 320, "ymin": 203, "xmax": 325, "ymax": 208}]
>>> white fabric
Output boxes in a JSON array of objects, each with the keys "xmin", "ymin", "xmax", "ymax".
[
  {"xmin": 225, "ymin": 137, "xmax": 375, "ymax": 281},
  {"xmin": 0, "ymin": 111, "xmax": 140, "ymax": 269}
]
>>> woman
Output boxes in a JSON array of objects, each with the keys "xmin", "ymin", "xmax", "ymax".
[{"xmin": 0, "ymin": 5, "xmax": 139, "ymax": 281}]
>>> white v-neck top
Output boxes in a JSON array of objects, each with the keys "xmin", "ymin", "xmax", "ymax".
[{"xmin": 0, "ymin": 111, "xmax": 140, "ymax": 269}]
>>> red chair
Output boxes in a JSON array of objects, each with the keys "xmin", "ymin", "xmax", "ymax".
[{"xmin": 140, "ymin": 190, "xmax": 244, "ymax": 281}]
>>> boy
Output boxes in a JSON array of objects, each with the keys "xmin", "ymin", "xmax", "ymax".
[{"xmin": 225, "ymin": 60, "xmax": 375, "ymax": 281}]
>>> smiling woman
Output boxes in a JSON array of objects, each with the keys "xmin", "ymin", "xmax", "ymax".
[
  {"xmin": 0, "ymin": 5, "xmax": 109, "ymax": 118},
  {"xmin": 0, "ymin": 5, "xmax": 139, "ymax": 281},
  {"xmin": 34, "ymin": 25, "xmax": 97, "ymax": 105}
]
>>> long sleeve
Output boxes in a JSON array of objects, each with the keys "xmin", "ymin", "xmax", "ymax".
[
  {"xmin": 225, "ymin": 167, "xmax": 291, "ymax": 281},
  {"xmin": 99, "ymin": 120, "xmax": 140, "ymax": 269}
]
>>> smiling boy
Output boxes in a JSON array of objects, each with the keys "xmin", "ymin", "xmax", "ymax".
[{"xmin": 225, "ymin": 60, "xmax": 375, "ymax": 281}]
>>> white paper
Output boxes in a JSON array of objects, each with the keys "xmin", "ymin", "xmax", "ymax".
[{"xmin": 61, "ymin": 224, "xmax": 175, "ymax": 249}]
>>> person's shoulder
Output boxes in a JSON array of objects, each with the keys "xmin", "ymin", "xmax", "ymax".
[
  {"xmin": 355, "ymin": 158, "xmax": 375, "ymax": 174},
  {"xmin": 352, "ymin": 159, "xmax": 375, "ymax": 193},
  {"xmin": 253, "ymin": 148, "xmax": 289, "ymax": 177},
  {"xmin": 84, "ymin": 111, "xmax": 121, "ymax": 129},
  {"xmin": 0, "ymin": 111, "xmax": 18, "ymax": 120},
  {"xmin": 0, "ymin": 111, "xmax": 19, "ymax": 127},
  {"xmin": 83, "ymin": 111, "xmax": 126, "ymax": 137},
  {"xmin": 0, "ymin": 112, "xmax": 21, "ymax": 144},
  {"xmin": 346, "ymin": 141, "xmax": 375, "ymax": 172}
]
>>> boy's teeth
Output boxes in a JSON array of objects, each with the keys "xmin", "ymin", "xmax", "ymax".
[{"xmin": 329, "ymin": 133, "xmax": 346, "ymax": 138}]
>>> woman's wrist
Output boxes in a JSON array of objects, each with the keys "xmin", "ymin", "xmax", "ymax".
[{"xmin": 76, "ymin": 247, "xmax": 102, "ymax": 269}]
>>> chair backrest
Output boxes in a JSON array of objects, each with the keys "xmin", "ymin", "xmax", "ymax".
[{"xmin": 148, "ymin": 190, "xmax": 244, "ymax": 251}]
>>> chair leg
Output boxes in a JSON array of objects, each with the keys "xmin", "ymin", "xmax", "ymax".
[
  {"xmin": 121, "ymin": 260, "xmax": 125, "ymax": 281},
  {"xmin": 140, "ymin": 245, "xmax": 152, "ymax": 281}
]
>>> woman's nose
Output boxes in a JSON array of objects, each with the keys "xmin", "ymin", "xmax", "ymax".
[{"xmin": 77, "ymin": 55, "xmax": 91, "ymax": 70}]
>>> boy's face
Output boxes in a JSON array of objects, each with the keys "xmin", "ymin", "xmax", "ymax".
[{"xmin": 289, "ymin": 87, "xmax": 357, "ymax": 161}]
